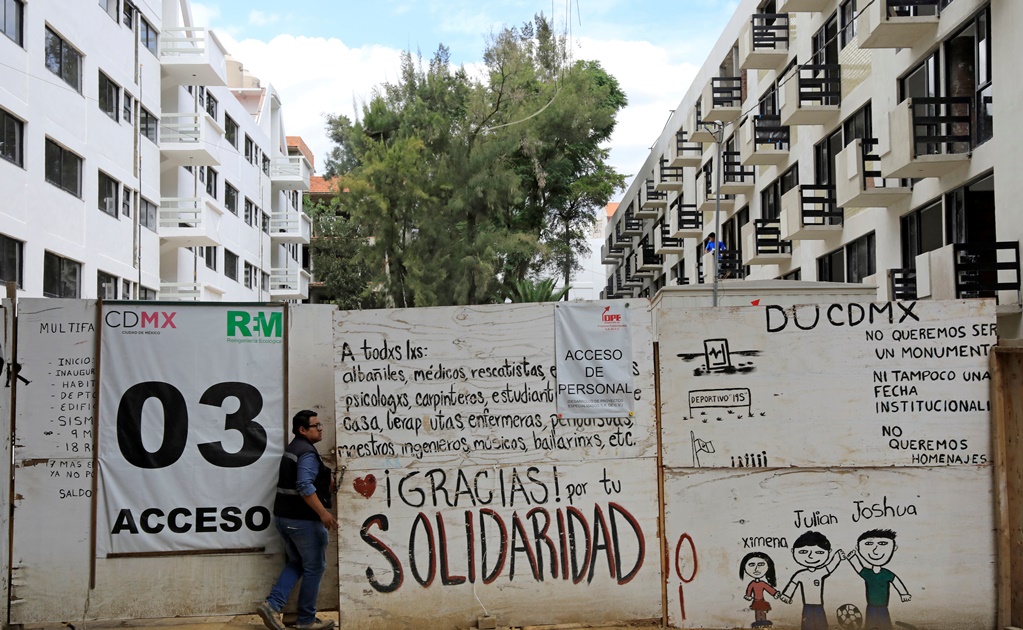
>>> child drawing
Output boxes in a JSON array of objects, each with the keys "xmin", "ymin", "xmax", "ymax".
[{"xmin": 740, "ymin": 551, "xmax": 779, "ymax": 627}]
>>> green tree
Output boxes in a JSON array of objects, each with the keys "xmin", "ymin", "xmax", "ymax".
[
  {"xmin": 304, "ymin": 194, "xmax": 385, "ymax": 310},
  {"xmin": 499, "ymin": 278, "xmax": 570, "ymax": 303},
  {"xmin": 322, "ymin": 15, "xmax": 626, "ymax": 307}
]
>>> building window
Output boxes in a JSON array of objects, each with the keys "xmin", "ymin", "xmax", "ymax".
[
  {"xmin": 946, "ymin": 7, "xmax": 993, "ymax": 146},
  {"xmin": 122, "ymin": 0, "xmax": 134, "ymax": 26},
  {"xmin": 139, "ymin": 16, "xmax": 157, "ymax": 55},
  {"xmin": 262, "ymin": 211, "xmax": 270, "ymax": 234},
  {"xmin": 225, "ymin": 183, "xmax": 238, "ymax": 214},
  {"xmin": 45, "ymin": 139, "xmax": 82, "ymax": 197},
  {"xmin": 225, "ymin": 115, "xmax": 238, "ymax": 147},
  {"xmin": 204, "ymin": 166, "xmax": 218, "ymax": 200},
  {"xmin": 900, "ymin": 200, "xmax": 944, "ymax": 268},
  {"xmin": 244, "ymin": 135, "xmax": 256, "ymax": 164},
  {"xmin": 98, "ymin": 0, "xmax": 118, "ymax": 21},
  {"xmin": 98, "ymin": 171, "xmax": 119, "ymax": 217},
  {"xmin": 43, "ymin": 252, "xmax": 81, "ymax": 298},
  {"xmin": 839, "ymin": 0, "xmax": 857, "ymax": 49},
  {"xmin": 818, "ymin": 248, "xmax": 844, "ymax": 283},
  {"xmin": 261, "ymin": 271, "xmax": 269, "ymax": 292},
  {"xmin": 140, "ymin": 197, "xmax": 157, "ymax": 232},
  {"xmin": 0, "ymin": 108, "xmax": 24, "ymax": 167},
  {"xmin": 0, "ymin": 233, "xmax": 24, "ymax": 288},
  {"xmin": 781, "ymin": 269, "xmax": 801, "ymax": 281},
  {"xmin": 121, "ymin": 279, "xmax": 132, "ymax": 299},
  {"xmin": 139, "ymin": 286, "xmax": 156, "ymax": 301},
  {"xmin": 45, "ymin": 27, "xmax": 83, "ymax": 93},
  {"xmin": 244, "ymin": 198, "xmax": 255, "ymax": 226},
  {"xmin": 97, "ymin": 270, "xmax": 118, "ymax": 299},
  {"xmin": 243, "ymin": 262, "xmax": 255, "ymax": 289},
  {"xmin": 224, "ymin": 250, "xmax": 238, "ymax": 281},
  {"xmin": 205, "ymin": 91, "xmax": 218, "ymax": 121},
  {"xmin": 122, "ymin": 185, "xmax": 132, "ymax": 216},
  {"xmin": 123, "ymin": 91, "xmax": 133, "ymax": 124},
  {"xmin": 3, "ymin": 0, "xmax": 23, "ymax": 46},
  {"xmin": 262, "ymin": 154, "xmax": 270, "ymax": 176},
  {"xmin": 98, "ymin": 72, "xmax": 120, "ymax": 121},
  {"xmin": 204, "ymin": 246, "xmax": 217, "ymax": 271},
  {"xmin": 846, "ymin": 232, "xmax": 876, "ymax": 284},
  {"xmin": 140, "ymin": 107, "xmax": 157, "ymax": 143}
]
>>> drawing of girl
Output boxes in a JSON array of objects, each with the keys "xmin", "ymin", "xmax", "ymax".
[{"xmin": 741, "ymin": 551, "xmax": 779, "ymax": 628}]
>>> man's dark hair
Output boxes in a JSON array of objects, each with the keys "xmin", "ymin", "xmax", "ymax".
[
  {"xmin": 857, "ymin": 528, "xmax": 896, "ymax": 543},
  {"xmin": 292, "ymin": 409, "xmax": 318, "ymax": 435},
  {"xmin": 792, "ymin": 530, "xmax": 831, "ymax": 551}
]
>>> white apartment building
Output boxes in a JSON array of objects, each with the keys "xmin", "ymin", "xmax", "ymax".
[
  {"xmin": 0, "ymin": 0, "xmax": 312, "ymax": 302},
  {"xmin": 604, "ymin": 0, "xmax": 1023, "ymax": 337}
]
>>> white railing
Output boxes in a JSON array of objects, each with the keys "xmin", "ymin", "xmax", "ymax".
[
  {"xmin": 158, "ymin": 282, "xmax": 202, "ymax": 301},
  {"xmin": 160, "ymin": 27, "xmax": 209, "ymax": 57},
  {"xmin": 270, "ymin": 268, "xmax": 303, "ymax": 292},
  {"xmin": 159, "ymin": 198, "xmax": 202, "ymax": 228},
  {"xmin": 160, "ymin": 113, "xmax": 202, "ymax": 144},
  {"xmin": 270, "ymin": 212, "xmax": 304, "ymax": 233},
  {"xmin": 270, "ymin": 156, "xmax": 309, "ymax": 180}
]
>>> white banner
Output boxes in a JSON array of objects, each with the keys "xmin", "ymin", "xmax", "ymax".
[
  {"xmin": 97, "ymin": 304, "xmax": 286, "ymax": 555},
  {"xmin": 555, "ymin": 302, "xmax": 634, "ymax": 418}
]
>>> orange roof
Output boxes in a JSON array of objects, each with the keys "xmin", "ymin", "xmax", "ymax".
[
  {"xmin": 605, "ymin": 202, "xmax": 619, "ymax": 218},
  {"xmin": 310, "ymin": 176, "xmax": 337, "ymax": 194},
  {"xmin": 286, "ymin": 136, "xmax": 315, "ymax": 171}
]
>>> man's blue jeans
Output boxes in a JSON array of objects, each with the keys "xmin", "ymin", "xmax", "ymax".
[{"xmin": 267, "ymin": 517, "xmax": 328, "ymax": 625}]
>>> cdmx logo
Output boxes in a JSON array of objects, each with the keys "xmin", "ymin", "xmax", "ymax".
[
  {"xmin": 601, "ymin": 306, "xmax": 622, "ymax": 323},
  {"xmin": 227, "ymin": 311, "xmax": 282, "ymax": 338},
  {"xmin": 105, "ymin": 310, "xmax": 177, "ymax": 328}
]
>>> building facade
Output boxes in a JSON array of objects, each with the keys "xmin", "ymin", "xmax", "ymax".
[
  {"xmin": 0, "ymin": 0, "xmax": 311, "ymax": 302},
  {"xmin": 604, "ymin": 0, "xmax": 1022, "ymax": 336}
]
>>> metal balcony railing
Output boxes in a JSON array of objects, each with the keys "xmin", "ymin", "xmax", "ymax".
[
  {"xmin": 910, "ymin": 96, "xmax": 973, "ymax": 158},
  {"xmin": 674, "ymin": 132, "xmax": 704, "ymax": 163},
  {"xmin": 723, "ymin": 151, "xmax": 755, "ymax": 187},
  {"xmin": 754, "ymin": 115, "xmax": 790, "ymax": 149},
  {"xmin": 798, "ymin": 185, "xmax": 843, "ymax": 227},
  {"xmin": 675, "ymin": 201, "xmax": 702, "ymax": 232},
  {"xmin": 860, "ymin": 139, "xmax": 904, "ymax": 191},
  {"xmin": 755, "ymin": 219, "xmax": 791, "ymax": 255},
  {"xmin": 886, "ymin": 0, "xmax": 951, "ymax": 17},
  {"xmin": 712, "ymin": 77, "xmax": 744, "ymax": 109},
  {"xmin": 159, "ymin": 198, "xmax": 202, "ymax": 228},
  {"xmin": 751, "ymin": 13, "xmax": 789, "ymax": 50},
  {"xmin": 658, "ymin": 160, "xmax": 684, "ymax": 186},
  {"xmin": 160, "ymin": 113, "xmax": 201, "ymax": 144},
  {"xmin": 658, "ymin": 220, "xmax": 684, "ymax": 250},
  {"xmin": 796, "ymin": 64, "xmax": 842, "ymax": 107},
  {"xmin": 639, "ymin": 241, "xmax": 664, "ymax": 269},
  {"xmin": 889, "ymin": 268, "xmax": 918, "ymax": 301},
  {"xmin": 954, "ymin": 242, "xmax": 1021, "ymax": 301},
  {"xmin": 718, "ymin": 250, "xmax": 746, "ymax": 279}
]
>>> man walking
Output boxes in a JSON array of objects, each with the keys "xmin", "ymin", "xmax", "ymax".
[{"xmin": 258, "ymin": 410, "xmax": 337, "ymax": 630}]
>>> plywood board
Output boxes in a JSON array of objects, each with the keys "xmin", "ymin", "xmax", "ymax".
[
  {"xmin": 663, "ymin": 467, "xmax": 996, "ymax": 629},
  {"xmin": 658, "ymin": 301, "xmax": 996, "ymax": 468},
  {"xmin": 333, "ymin": 301, "xmax": 656, "ymax": 470},
  {"xmin": 338, "ymin": 458, "xmax": 661, "ymax": 630}
]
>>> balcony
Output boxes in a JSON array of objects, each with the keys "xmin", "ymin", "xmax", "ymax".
[
  {"xmin": 158, "ymin": 282, "xmax": 225, "ymax": 301},
  {"xmin": 613, "ymin": 220, "xmax": 633, "ymax": 250},
  {"xmin": 160, "ymin": 27, "xmax": 228, "ymax": 87},
  {"xmin": 702, "ymin": 249, "xmax": 745, "ymax": 281},
  {"xmin": 655, "ymin": 219, "xmax": 685, "ymax": 254},
  {"xmin": 641, "ymin": 178, "xmax": 669, "ymax": 218},
  {"xmin": 622, "ymin": 206, "xmax": 645, "ymax": 236},
  {"xmin": 740, "ymin": 115, "xmax": 790, "ymax": 166},
  {"xmin": 835, "ymin": 138, "xmax": 911, "ymax": 208},
  {"xmin": 601, "ymin": 235, "xmax": 626, "ymax": 264},
  {"xmin": 858, "ymin": 0, "xmax": 941, "ymax": 49},
  {"xmin": 914, "ymin": 243, "xmax": 1021, "ymax": 305},
  {"xmin": 780, "ymin": 65, "xmax": 841, "ymax": 127},
  {"xmin": 669, "ymin": 199, "xmax": 703, "ymax": 239},
  {"xmin": 778, "ymin": 0, "xmax": 830, "ymax": 11},
  {"xmin": 779, "ymin": 185, "xmax": 843, "ymax": 241},
  {"xmin": 742, "ymin": 219, "xmax": 791, "ymax": 265},
  {"xmin": 888, "ymin": 268, "xmax": 919, "ymax": 300},
  {"xmin": 270, "ymin": 267, "xmax": 311, "ymax": 301},
  {"xmin": 621, "ymin": 258, "xmax": 643, "ymax": 288},
  {"xmin": 271, "ymin": 156, "xmax": 312, "ymax": 192},
  {"xmin": 160, "ymin": 113, "xmax": 219, "ymax": 167},
  {"xmin": 637, "ymin": 240, "xmax": 664, "ymax": 272},
  {"xmin": 702, "ymin": 77, "xmax": 744, "ymax": 123},
  {"xmin": 720, "ymin": 151, "xmax": 755, "ymax": 195},
  {"xmin": 671, "ymin": 131, "xmax": 704, "ymax": 168},
  {"xmin": 740, "ymin": 14, "xmax": 790, "ymax": 71},
  {"xmin": 697, "ymin": 174, "xmax": 735, "ymax": 215},
  {"xmin": 688, "ymin": 107, "xmax": 717, "ymax": 143},
  {"xmin": 159, "ymin": 197, "xmax": 222, "ymax": 248},
  {"xmin": 880, "ymin": 97, "xmax": 972, "ymax": 179},
  {"xmin": 269, "ymin": 211, "xmax": 312, "ymax": 244},
  {"xmin": 656, "ymin": 160, "xmax": 685, "ymax": 193}
]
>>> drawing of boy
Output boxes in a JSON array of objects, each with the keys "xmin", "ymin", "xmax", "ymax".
[
  {"xmin": 778, "ymin": 531, "xmax": 844, "ymax": 630},
  {"xmin": 845, "ymin": 529, "xmax": 911, "ymax": 630},
  {"xmin": 740, "ymin": 551, "xmax": 779, "ymax": 627}
]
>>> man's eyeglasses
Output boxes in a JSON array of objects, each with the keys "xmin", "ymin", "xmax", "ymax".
[{"xmin": 307, "ymin": 423, "xmax": 323, "ymax": 430}]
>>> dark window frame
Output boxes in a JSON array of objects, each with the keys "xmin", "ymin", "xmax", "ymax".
[
  {"xmin": 45, "ymin": 27, "xmax": 83, "ymax": 93},
  {"xmin": 0, "ymin": 107, "xmax": 24, "ymax": 167},
  {"xmin": 99, "ymin": 71, "xmax": 120, "ymax": 121},
  {"xmin": 0, "ymin": 233, "xmax": 24, "ymax": 288},
  {"xmin": 98, "ymin": 170, "xmax": 119, "ymax": 217},
  {"xmin": 2, "ymin": 0, "xmax": 24, "ymax": 46},
  {"xmin": 44, "ymin": 138, "xmax": 82, "ymax": 197},
  {"xmin": 43, "ymin": 251, "xmax": 81, "ymax": 298}
]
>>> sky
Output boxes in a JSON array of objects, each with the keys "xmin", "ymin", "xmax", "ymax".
[{"xmin": 190, "ymin": 0, "xmax": 740, "ymax": 198}]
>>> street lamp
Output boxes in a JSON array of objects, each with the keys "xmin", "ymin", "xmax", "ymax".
[{"xmin": 700, "ymin": 119, "xmax": 726, "ymax": 307}]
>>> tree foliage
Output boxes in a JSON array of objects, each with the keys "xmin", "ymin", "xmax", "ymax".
[
  {"xmin": 499, "ymin": 278, "xmax": 571, "ymax": 303},
  {"xmin": 321, "ymin": 15, "xmax": 627, "ymax": 307}
]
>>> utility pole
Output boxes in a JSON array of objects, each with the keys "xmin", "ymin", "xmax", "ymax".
[{"xmin": 701, "ymin": 120, "xmax": 725, "ymax": 307}]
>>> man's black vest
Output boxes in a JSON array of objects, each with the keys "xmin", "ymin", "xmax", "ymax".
[{"xmin": 273, "ymin": 436, "xmax": 332, "ymax": 521}]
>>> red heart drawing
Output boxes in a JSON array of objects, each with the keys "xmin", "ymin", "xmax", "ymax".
[{"xmin": 353, "ymin": 475, "xmax": 376, "ymax": 499}]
